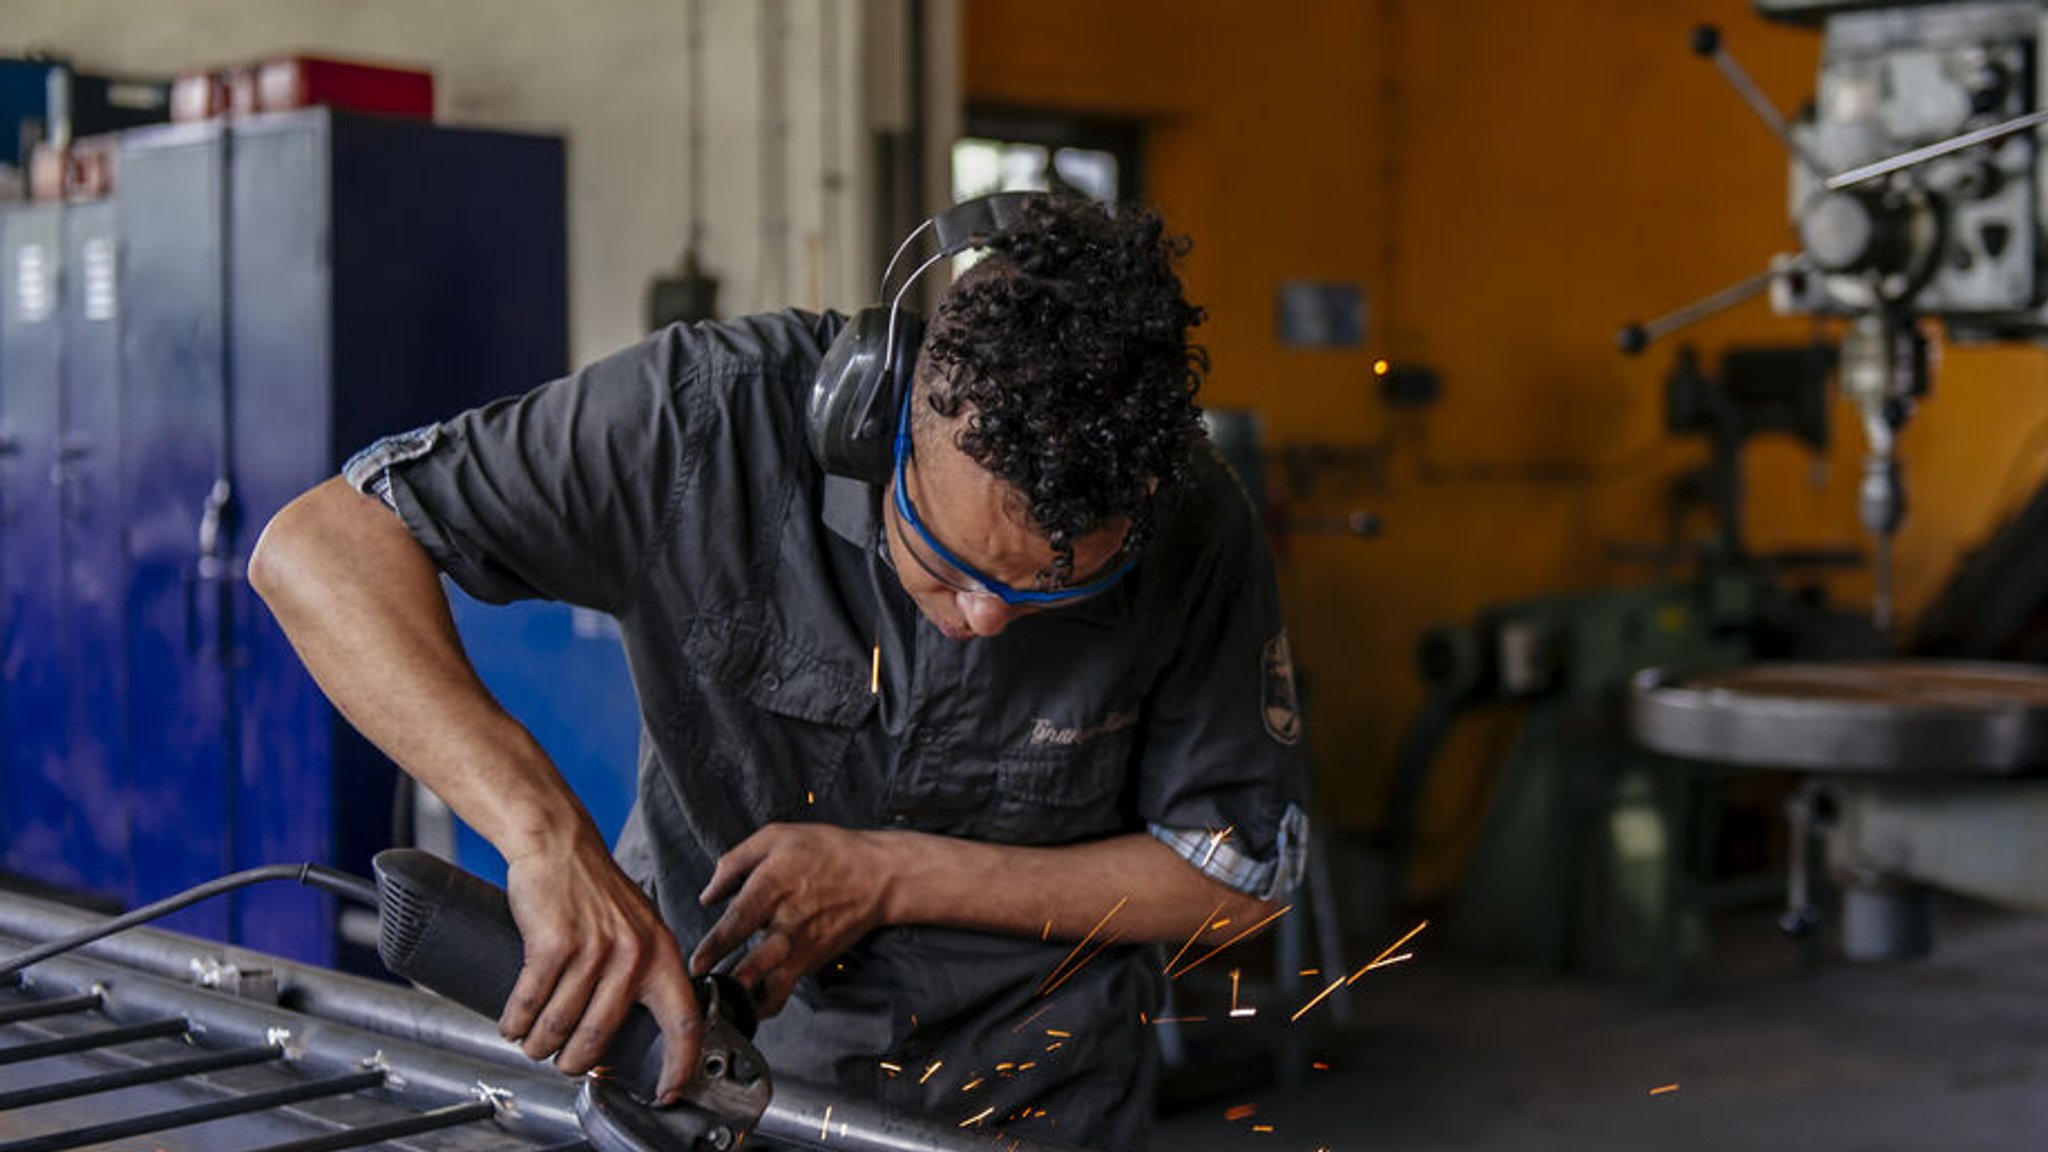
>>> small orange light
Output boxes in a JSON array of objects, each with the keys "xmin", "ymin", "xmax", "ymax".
[{"xmin": 1373, "ymin": 358, "xmax": 1391, "ymax": 376}]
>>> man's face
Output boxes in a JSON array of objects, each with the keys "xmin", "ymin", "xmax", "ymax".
[{"xmin": 882, "ymin": 409, "xmax": 1133, "ymax": 641}]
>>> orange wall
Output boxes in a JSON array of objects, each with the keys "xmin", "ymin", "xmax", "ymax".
[{"xmin": 966, "ymin": 1, "xmax": 2048, "ymax": 895}]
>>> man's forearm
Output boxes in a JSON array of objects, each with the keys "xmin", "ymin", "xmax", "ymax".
[
  {"xmin": 876, "ymin": 829, "xmax": 1280, "ymax": 946},
  {"xmin": 247, "ymin": 476, "xmax": 592, "ymax": 857}
]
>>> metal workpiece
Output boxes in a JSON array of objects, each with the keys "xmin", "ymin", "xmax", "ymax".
[
  {"xmin": 0, "ymin": 924, "xmax": 588, "ymax": 1150},
  {"xmin": 756, "ymin": 1076, "xmax": 1094, "ymax": 1152},
  {"xmin": 1631, "ymin": 660, "xmax": 2048, "ymax": 773}
]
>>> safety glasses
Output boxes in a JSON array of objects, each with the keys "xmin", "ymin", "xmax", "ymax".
[{"xmin": 889, "ymin": 394, "xmax": 1136, "ymax": 606}]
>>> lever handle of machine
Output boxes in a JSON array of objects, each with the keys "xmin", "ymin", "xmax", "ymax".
[
  {"xmin": 372, "ymin": 847, "xmax": 757, "ymax": 1105},
  {"xmin": 1690, "ymin": 24, "xmax": 1830, "ymax": 179}
]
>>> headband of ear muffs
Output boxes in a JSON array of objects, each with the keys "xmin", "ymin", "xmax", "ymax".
[{"xmin": 806, "ymin": 193, "xmax": 1032, "ymax": 484}]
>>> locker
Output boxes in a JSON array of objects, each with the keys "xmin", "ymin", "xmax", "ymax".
[{"xmin": 0, "ymin": 109, "xmax": 566, "ymax": 969}]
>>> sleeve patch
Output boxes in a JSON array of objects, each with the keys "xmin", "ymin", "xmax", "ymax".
[{"xmin": 1262, "ymin": 632, "xmax": 1302, "ymax": 746}]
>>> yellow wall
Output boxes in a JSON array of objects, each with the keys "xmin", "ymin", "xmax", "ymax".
[{"xmin": 966, "ymin": 1, "xmax": 2048, "ymax": 895}]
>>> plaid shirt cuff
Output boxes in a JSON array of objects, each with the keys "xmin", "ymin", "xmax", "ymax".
[{"xmin": 1149, "ymin": 803, "xmax": 1309, "ymax": 902}]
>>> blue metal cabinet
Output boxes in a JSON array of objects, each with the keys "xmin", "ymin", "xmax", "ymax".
[{"xmin": 0, "ymin": 109, "xmax": 566, "ymax": 969}]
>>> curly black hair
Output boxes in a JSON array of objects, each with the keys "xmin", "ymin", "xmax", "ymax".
[{"xmin": 915, "ymin": 194, "xmax": 1208, "ymax": 582}]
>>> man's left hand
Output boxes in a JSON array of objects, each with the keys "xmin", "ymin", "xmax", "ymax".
[{"xmin": 689, "ymin": 823, "xmax": 899, "ymax": 1014}]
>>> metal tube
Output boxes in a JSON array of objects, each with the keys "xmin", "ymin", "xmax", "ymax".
[
  {"xmin": 0, "ymin": 927, "xmax": 585, "ymax": 1141},
  {"xmin": 0, "ymin": 1017, "xmax": 189, "ymax": 1064},
  {"xmin": 756, "ymin": 1077, "xmax": 1094, "ymax": 1152},
  {"xmin": 0, "ymin": 1044, "xmax": 282, "ymax": 1111},
  {"xmin": 0, "ymin": 891, "xmax": 521, "ymax": 1068},
  {"xmin": 0, "ymin": 1069, "xmax": 386, "ymax": 1152},
  {"xmin": 0, "ymin": 991, "xmax": 100, "ymax": 1025},
  {"xmin": 240, "ymin": 1100, "xmax": 498, "ymax": 1152}
]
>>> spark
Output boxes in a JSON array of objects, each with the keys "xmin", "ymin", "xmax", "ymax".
[
  {"xmin": 1290, "ymin": 977, "xmax": 1346, "ymax": 1023},
  {"xmin": 807, "ymin": 790, "xmax": 816, "ymax": 805},
  {"xmin": 1149, "ymin": 1015, "xmax": 1209, "ymax": 1024},
  {"xmin": 1041, "ymin": 919, "xmax": 1052, "ymax": 941},
  {"xmin": 879, "ymin": 1061, "xmax": 902, "ymax": 1077},
  {"xmin": 1228, "ymin": 968, "xmax": 1256, "ymax": 1018},
  {"xmin": 870, "ymin": 642, "xmax": 881, "ymax": 694},
  {"xmin": 1164, "ymin": 900, "xmax": 1228, "ymax": 975},
  {"xmin": 1650, "ymin": 1083, "xmax": 1680, "ymax": 1096},
  {"xmin": 1038, "ymin": 896, "xmax": 1129, "ymax": 995},
  {"xmin": 1312, "ymin": 1061, "xmax": 1330, "ymax": 1072},
  {"xmin": 1299, "ymin": 968, "xmax": 1320, "ymax": 977},
  {"xmin": 920, "ymin": 1060, "xmax": 943, "ymax": 1085},
  {"xmin": 1170, "ymin": 904, "xmax": 1294, "ymax": 980},
  {"xmin": 960, "ymin": 1107, "xmax": 995, "ymax": 1128},
  {"xmin": 961, "ymin": 1077, "xmax": 985, "ymax": 1093},
  {"xmin": 1345, "ymin": 920, "xmax": 1429, "ymax": 985},
  {"xmin": 1198, "ymin": 826, "xmax": 1236, "ymax": 868},
  {"xmin": 1251, "ymin": 1125, "xmax": 1275, "ymax": 1134},
  {"xmin": 1040, "ymin": 929, "xmax": 1127, "ymax": 998},
  {"xmin": 1045, "ymin": 1029, "xmax": 1071, "ymax": 1038},
  {"xmin": 1018, "ymin": 1061, "xmax": 1036, "ymax": 1071},
  {"xmin": 1225, "ymin": 1104, "xmax": 1258, "ymax": 1122},
  {"xmin": 996, "ymin": 1063, "xmax": 1015, "ymax": 1073},
  {"xmin": 820, "ymin": 1105, "xmax": 833, "ymax": 1141},
  {"xmin": 1045, "ymin": 1041, "xmax": 1065, "ymax": 1051},
  {"xmin": 1009, "ymin": 1003, "xmax": 1056, "ymax": 1034}
]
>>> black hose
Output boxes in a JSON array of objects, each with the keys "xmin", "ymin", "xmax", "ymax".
[{"xmin": 0, "ymin": 862, "xmax": 378, "ymax": 981}]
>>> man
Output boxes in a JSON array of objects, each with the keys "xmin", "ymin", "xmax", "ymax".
[{"xmin": 249, "ymin": 193, "xmax": 1307, "ymax": 1151}]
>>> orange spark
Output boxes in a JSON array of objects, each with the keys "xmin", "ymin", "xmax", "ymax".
[
  {"xmin": 1224, "ymin": 1104, "xmax": 1258, "ymax": 1122},
  {"xmin": 1650, "ymin": 1083, "xmax": 1680, "ymax": 1096},
  {"xmin": 1312, "ymin": 1061, "xmax": 1330, "ymax": 1072},
  {"xmin": 1171, "ymin": 904, "xmax": 1294, "ymax": 980},
  {"xmin": 1346, "ymin": 920, "xmax": 1429, "ymax": 985},
  {"xmin": 1040, "ymin": 930, "xmax": 1126, "ymax": 998},
  {"xmin": 1009, "ymin": 1002, "xmax": 1056, "ymax": 1034},
  {"xmin": 961, "ymin": 1077, "xmax": 984, "ymax": 1093},
  {"xmin": 1251, "ymin": 1125, "xmax": 1275, "ymax": 1134},
  {"xmin": 1289, "ymin": 977, "xmax": 1346, "ymax": 1023},
  {"xmin": 1163, "ymin": 900, "xmax": 1228, "ymax": 975},
  {"xmin": 1198, "ymin": 826, "xmax": 1236, "ymax": 868},
  {"xmin": 1041, "ymin": 919, "xmax": 1052, "ymax": 941},
  {"xmin": 879, "ymin": 1061, "xmax": 902, "ymax": 1076},
  {"xmin": 1039, "ymin": 896, "xmax": 1129, "ymax": 995},
  {"xmin": 920, "ymin": 1060, "xmax": 943, "ymax": 1084},
  {"xmin": 1299, "ymin": 968, "xmax": 1320, "ymax": 977},
  {"xmin": 1228, "ymin": 968, "xmax": 1257, "ymax": 1018},
  {"xmin": 1045, "ymin": 1029, "xmax": 1071, "ymax": 1038},
  {"xmin": 1045, "ymin": 1041, "xmax": 1065, "ymax": 1051},
  {"xmin": 960, "ymin": 1108, "xmax": 995, "ymax": 1128}
]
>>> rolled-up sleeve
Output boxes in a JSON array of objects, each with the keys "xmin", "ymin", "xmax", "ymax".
[{"xmin": 1137, "ymin": 454, "xmax": 1312, "ymax": 902}]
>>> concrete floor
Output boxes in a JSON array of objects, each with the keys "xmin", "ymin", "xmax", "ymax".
[{"xmin": 1153, "ymin": 897, "xmax": 2048, "ymax": 1152}]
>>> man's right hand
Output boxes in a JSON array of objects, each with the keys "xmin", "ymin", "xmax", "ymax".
[{"xmin": 500, "ymin": 834, "xmax": 701, "ymax": 1105}]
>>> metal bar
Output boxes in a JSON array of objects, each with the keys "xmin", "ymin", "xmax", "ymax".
[
  {"xmin": 0, "ymin": 1016, "xmax": 189, "ymax": 1064},
  {"xmin": 1826, "ymin": 108, "xmax": 2048, "ymax": 191},
  {"xmin": 0, "ymin": 1043, "xmax": 282, "ymax": 1111},
  {"xmin": 1700, "ymin": 33, "xmax": 1829, "ymax": 177},
  {"xmin": 0, "ymin": 1069, "xmax": 387, "ymax": 1152},
  {"xmin": 240, "ymin": 1100, "xmax": 498, "ymax": 1152},
  {"xmin": 0, "ymin": 991, "xmax": 100, "ymax": 1025},
  {"xmin": 0, "ymin": 918, "xmax": 586, "ymax": 1142}
]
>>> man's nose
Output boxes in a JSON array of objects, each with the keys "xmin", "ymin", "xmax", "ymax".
[{"xmin": 956, "ymin": 591, "xmax": 1024, "ymax": 637}]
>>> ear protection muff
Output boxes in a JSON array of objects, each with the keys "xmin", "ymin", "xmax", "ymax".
[{"xmin": 807, "ymin": 192, "xmax": 1032, "ymax": 483}]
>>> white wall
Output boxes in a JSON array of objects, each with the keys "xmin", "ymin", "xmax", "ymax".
[{"xmin": 1, "ymin": 0, "xmax": 896, "ymax": 369}]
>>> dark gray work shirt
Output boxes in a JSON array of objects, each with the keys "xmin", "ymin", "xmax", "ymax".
[{"xmin": 347, "ymin": 311, "xmax": 1309, "ymax": 1151}]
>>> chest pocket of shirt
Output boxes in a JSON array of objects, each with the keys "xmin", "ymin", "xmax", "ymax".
[
  {"xmin": 678, "ymin": 615, "xmax": 875, "ymax": 826},
  {"xmin": 974, "ymin": 727, "xmax": 1136, "ymax": 845}
]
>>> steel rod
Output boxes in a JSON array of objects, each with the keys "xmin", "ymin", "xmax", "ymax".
[
  {"xmin": 0, "ymin": 1070, "xmax": 386, "ymax": 1152},
  {"xmin": 0, "ymin": 991, "xmax": 100, "ymax": 1025},
  {"xmin": 0, "ymin": 1044, "xmax": 282, "ymax": 1111},
  {"xmin": 1826, "ymin": 108, "xmax": 2048, "ymax": 191},
  {"xmin": 240, "ymin": 1100, "xmax": 498, "ymax": 1152},
  {"xmin": 0, "ymin": 1017, "xmax": 189, "ymax": 1065}
]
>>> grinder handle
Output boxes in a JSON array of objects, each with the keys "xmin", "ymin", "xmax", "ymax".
[{"xmin": 372, "ymin": 847, "xmax": 751, "ymax": 1102}]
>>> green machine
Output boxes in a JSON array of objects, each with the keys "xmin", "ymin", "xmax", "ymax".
[{"xmin": 1387, "ymin": 345, "xmax": 1881, "ymax": 990}]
